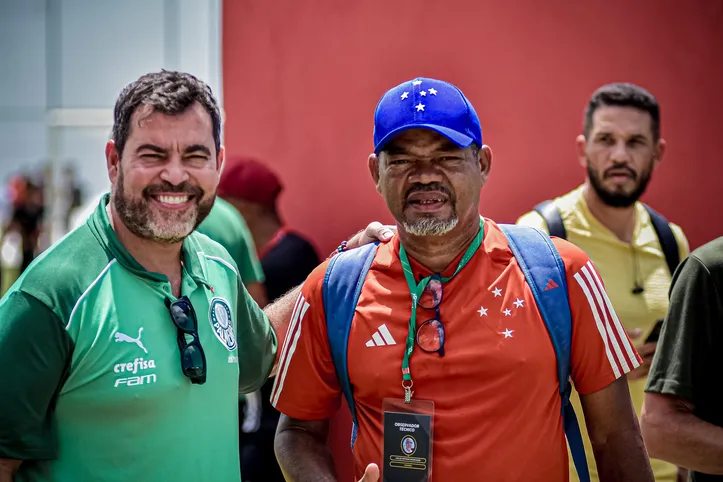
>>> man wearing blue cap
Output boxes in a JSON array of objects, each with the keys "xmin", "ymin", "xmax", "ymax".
[{"xmin": 270, "ymin": 77, "xmax": 654, "ymax": 481}]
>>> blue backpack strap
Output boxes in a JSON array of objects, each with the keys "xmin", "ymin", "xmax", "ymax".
[
  {"xmin": 499, "ymin": 224, "xmax": 590, "ymax": 482},
  {"xmin": 322, "ymin": 242, "xmax": 378, "ymax": 449}
]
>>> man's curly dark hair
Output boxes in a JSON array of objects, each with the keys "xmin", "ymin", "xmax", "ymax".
[{"xmin": 112, "ymin": 70, "xmax": 222, "ymax": 157}]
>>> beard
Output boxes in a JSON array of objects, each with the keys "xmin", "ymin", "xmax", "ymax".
[
  {"xmin": 586, "ymin": 159, "xmax": 653, "ymax": 208},
  {"xmin": 113, "ymin": 171, "xmax": 214, "ymax": 244},
  {"xmin": 400, "ymin": 182, "xmax": 459, "ymax": 236}
]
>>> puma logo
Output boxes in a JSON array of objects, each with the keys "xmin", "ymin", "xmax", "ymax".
[{"xmin": 114, "ymin": 327, "xmax": 148, "ymax": 354}]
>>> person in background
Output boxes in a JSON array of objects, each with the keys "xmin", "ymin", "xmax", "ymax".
[
  {"xmin": 517, "ymin": 82, "xmax": 690, "ymax": 481},
  {"xmin": 196, "ymin": 195, "xmax": 268, "ymax": 307},
  {"xmin": 215, "ymin": 156, "xmax": 320, "ymax": 482},
  {"xmin": 0, "ymin": 175, "xmax": 45, "ymax": 295},
  {"xmin": 217, "ymin": 157, "xmax": 320, "ymax": 302},
  {"xmin": 642, "ymin": 236, "xmax": 723, "ymax": 481}
]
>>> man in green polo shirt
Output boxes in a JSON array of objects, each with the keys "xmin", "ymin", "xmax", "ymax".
[
  {"xmin": 0, "ymin": 71, "xmax": 280, "ymax": 482},
  {"xmin": 0, "ymin": 69, "xmax": 395, "ymax": 482}
]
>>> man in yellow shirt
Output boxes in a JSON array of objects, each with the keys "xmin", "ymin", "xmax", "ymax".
[{"xmin": 517, "ymin": 82, "xmax": 689, "ymax": 482}]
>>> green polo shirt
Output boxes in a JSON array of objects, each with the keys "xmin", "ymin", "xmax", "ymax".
[
  {"xmin": 196, "ymin": 197, "xmax": 265, "ymax": 286},
  {"xmin": 0, "ymin": 194, "xmax": 277, "ymax": 482}
]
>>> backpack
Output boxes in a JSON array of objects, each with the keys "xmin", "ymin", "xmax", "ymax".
[
  {"xmin": 533, "ymin": 200, "xmax": 680, "ymax": 276},
  {"xmin": 322, "ymin": 224, "xmax": 590, "ymax": 482}
]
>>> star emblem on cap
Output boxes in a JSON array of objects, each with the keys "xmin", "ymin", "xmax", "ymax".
[
  {"xmin": 428, "ymin": 88, "xmax": 437, "ymax": 95},
  {"xmin": 420, "ymin": 90, "xmax": 427, "ymax": 97},
  {"xmin": 415, "ymin": 103, "xmax": 425, "ymax": 112},
  {"xmin": 400, "ymin": 92, "xmax": 409, "ymax": 100},
  {"xmin": 412, "ymin": 80, "xmax": 423, "ymax": 86}
]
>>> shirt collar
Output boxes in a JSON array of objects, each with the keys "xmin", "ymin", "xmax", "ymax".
[{"xmin": 87, "ymin": 192, "xmax": 207, "ymax": 283}]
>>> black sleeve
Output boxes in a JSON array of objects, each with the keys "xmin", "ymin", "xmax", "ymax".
[
  {"xmin": 0, "ymin": 291, "xmax": 74, "ymax": 460},
  {"xmin": 645, "ymin": 255, "xmax": 722, "ymax": 402}
]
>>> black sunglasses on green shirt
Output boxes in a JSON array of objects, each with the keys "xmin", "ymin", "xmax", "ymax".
[{"xmin": 165, "ymin": 296, "xmax": 207, "ymax": 384}]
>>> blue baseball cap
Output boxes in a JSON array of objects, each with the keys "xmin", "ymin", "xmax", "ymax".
[{"xmin": 373, "ymin": 77, "xmax": 483, "ymax": 154}]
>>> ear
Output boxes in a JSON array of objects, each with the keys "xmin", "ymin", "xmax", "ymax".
[
  {"xmin": 106, "ymin": 140, "xmax": 120, "ymax": 184},
  {"xmin": 478, "ymin": 145, "xmax": 492, "ymax": 183},
  {"xmin": 654, "ymin": 138, "xmax": 666, "ymax": 166},
  {"xmin": 368, "ymin": 153, "xmax": 382, "ymax": 193},
  {"xmin": 575, "ymin": 134, "xmax": 587, "ymax": 168},
  {"xmin": 217, "ymin": 145, "xmax": 226, "ymax": 174}
]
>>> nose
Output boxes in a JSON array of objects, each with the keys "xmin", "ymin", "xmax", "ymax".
[
  {"xmin": 408, "ymin": 160, "xmax": 444, "ymax": 185},
  {"xmin": 610, "ymin": 139, "xmax": 632, "ymax": 164},
  {"xmin": 159, "ymin": 154, "xmax": 190, "ymax": 186}
]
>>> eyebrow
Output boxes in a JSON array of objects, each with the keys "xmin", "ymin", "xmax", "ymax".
[
  {"xmin": 136, "ymin": 144, "xmax": 166, "ymax": 154},
  {"xmin": 595, "ymin": 132, "xmax": 649, "ymax": 142},
  {"xmin": 185, "ymin": 144, "xmax": 212, "ymax": 155},
  {"xmin": 135, "ymin": 144, "xmax": 212, "ymax": 155}
]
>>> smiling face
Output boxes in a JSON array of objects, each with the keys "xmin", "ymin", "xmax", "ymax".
[
  {"xmin": 106, "ymin": 102, "xmax": 223, "ymax": 244},
  {"xmin": 579, "ymin": 105, "xmax": 665, "ymax": 208},
  {"xmin": 369, "ymin": 129, "xmax": 491, "ymax": 237}
]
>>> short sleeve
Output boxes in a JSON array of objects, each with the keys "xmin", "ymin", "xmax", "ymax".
[
  {"xmin": 233, "ymin": 217, "xmax": 265, "ymax": 285},
  {"xmin": 269, "ymin": 261, "xmax": 342, "ymax": 420},
  {"xmin": 645, "ymin": 255, "xmax": 721, "ymax": 401},
  {"xmin": 0, "ymin": 291, "xmax": 73, "ymax": 460},
  {"xmin": 555, "ymin": 240, "xmax": 643, "ymax": 395},
  {"xmin": 236, "ymin": 282, "xmax": 277, "ymax": 394},
  {"xmin": 515, "ymin": 210, "xmax": 550, "ymax": 234}
]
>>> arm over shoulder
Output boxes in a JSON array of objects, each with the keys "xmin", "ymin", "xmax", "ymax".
[{"xmin": 268, "ymin": 261, "xmax": 343, "ymax": 421}]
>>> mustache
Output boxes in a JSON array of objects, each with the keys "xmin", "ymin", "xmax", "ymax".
[
  {"xmin": 404, "ymin": 182, "xmax": 453, "ymax": 202},
  {"xmin": 143, "ymin": 181, "xmax": 204, "ymax": 198},
  {"xmin": 604, "ymin": 165, "xmax": 637, "ymax": 180}
]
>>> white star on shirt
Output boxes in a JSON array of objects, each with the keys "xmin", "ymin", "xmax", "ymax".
[
  {"xmin": 428, "ymin": 88, "xmax": 438, "ymax": 95},
  {"xmin": 503, "ymin": 309, "xmax": 512, "ymax": 316},
  {"xmin": 415, "ymin": 103, "xmax": 425, "ymax": 112},
  {"xmin": 420, "ymin": 90, "xmax": 427, "ymax": 96},
  {"xmin": 412, "ymin": 80, "xmax": 423, "ymax": 86},
  {"xmin": 400, "ymin": 91, "xmax": 409, "ymax": 100},
  {"xmin": 514, "ymin": 298, "xmax": 524, "ymax": 308},
  {"xmin": 492, "ymin": 287, "xmax": 502, "ymax": 297},
  {"xmin": 478, "ymin": 306, "xmax": 488, "ymax": 316},
  {"xmin": 502, "ymin": 329, "xmax": 514, "ymax": 338}
]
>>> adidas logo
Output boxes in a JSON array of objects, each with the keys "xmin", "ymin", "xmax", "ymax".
[
  {"xmin": 365, "ymin": 324, "xmax": 397, "ymax": 347},
  {"xmin": 545, "ymin": 279, "xmax": 559, "ymax": 291}
]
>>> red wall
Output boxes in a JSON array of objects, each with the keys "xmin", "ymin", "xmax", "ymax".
[
  {"xmin": 223, "ymin": 0, "xmax": 723, "ymax": 255},
  {"xmin": 223, "ymin": 1, "xmax": 723, "ymax": 478}
]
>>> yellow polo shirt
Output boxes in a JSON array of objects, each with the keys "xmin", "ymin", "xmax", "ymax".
[{"xmin": 517, "ymin": 185, "xmax": 689, "ymax": 482}]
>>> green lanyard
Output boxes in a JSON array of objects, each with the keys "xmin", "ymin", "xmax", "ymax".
[{"xmin": 398, "ymin": 217, "xmax": 485, "ymax": 402}]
